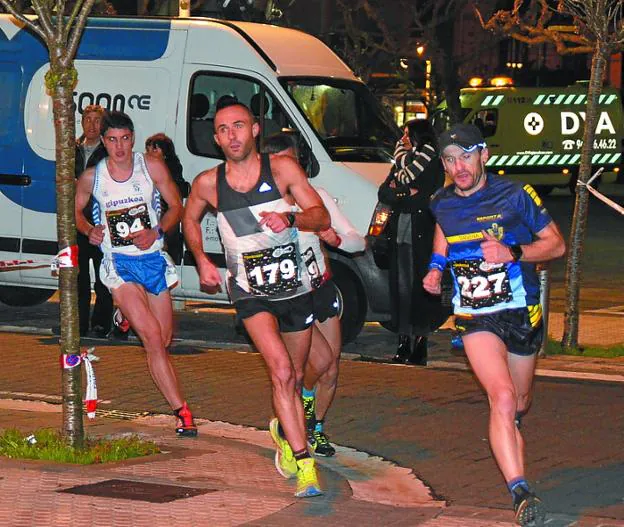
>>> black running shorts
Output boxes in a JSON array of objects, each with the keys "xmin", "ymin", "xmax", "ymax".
[
  {"xmin": 312, "ymin": 280, "xmax": 339, "ymax": 323},
  {"xmin": 454, "ymin": 306, "xmax": 543, "ymax": 356},
  {"xmin": 234, "ymin": 292, "xmax": 315, "ymax": 333}
]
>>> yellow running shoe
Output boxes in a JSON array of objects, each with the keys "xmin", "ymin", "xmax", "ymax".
[
  {"xmin": 269, "ymin": 418, "xmax": 297, "ymax": 479},
  {"xmin": 295, "ymin": 457, "xmax": 323, "ymax": 498}
]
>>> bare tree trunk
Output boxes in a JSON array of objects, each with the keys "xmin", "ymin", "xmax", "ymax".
[
  {"xmin": 562, "ymin": 42, "xmax": 607, "ymax": 350},
  {"xmin": 49, "ymin": 50, "xmax": 84, "ymax": 447}
]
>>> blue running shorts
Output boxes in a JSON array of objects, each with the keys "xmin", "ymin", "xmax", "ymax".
[{"xmin": 100, "ymin": 250, "xmax": 178, "ymax": 295}]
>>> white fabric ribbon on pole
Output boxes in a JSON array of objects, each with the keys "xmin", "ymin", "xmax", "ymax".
[
  {"xmin": 60, "ymin": 346, "xmax": 100, "ymax": 420},
  {"xmin": 578, "ymin": 168, "xmax": 624, "ymax": 216}
]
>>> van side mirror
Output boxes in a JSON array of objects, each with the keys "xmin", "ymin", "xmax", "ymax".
[{"xmin": 281, "ymin": 128, "xmax": 320, "ymax": 178}]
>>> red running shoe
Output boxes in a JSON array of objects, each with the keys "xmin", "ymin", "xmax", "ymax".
[{"xmin": 174, "ymin": 402, "xmax": 198, "ymax": 437}]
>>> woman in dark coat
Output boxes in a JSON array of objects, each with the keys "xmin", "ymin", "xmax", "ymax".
[
  {"xmin": 378, "ymin": 119, "xmax": 447, "ymax": 365},
  {"xmin": 145, "ymin": 133, "xmax": 190, "ymax": 265}
]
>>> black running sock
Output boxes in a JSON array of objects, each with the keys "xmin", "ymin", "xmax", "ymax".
[
  {"xmin": 173, "ymin": 406, "xmax": 183, "ymax": 418},
  {"xmin": 293, "ymin": 449, "xmax": 310, "ymax": 461},
  {"xmin": 278, "ymin": 422, "xmax": 286, "ymax": 438}
]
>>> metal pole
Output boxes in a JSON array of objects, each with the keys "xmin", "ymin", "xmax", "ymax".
[{"xmin": 538, "ymin": 264, "xmax": 550, "ymax": 357}]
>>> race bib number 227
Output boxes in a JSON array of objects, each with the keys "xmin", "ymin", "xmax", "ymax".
[{"xmin": 453, "ymin": 259, "xmax": 512, "ymax": 309}]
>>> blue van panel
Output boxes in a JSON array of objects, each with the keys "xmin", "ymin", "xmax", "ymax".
[{"xmin": 0, "ymin": 19, "xmax": 172, "ymax": 213}]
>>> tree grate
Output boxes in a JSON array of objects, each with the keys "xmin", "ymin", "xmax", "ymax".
[{"xmin": 60, "ymin": 478, "xmax": 217, "ymax": 503}]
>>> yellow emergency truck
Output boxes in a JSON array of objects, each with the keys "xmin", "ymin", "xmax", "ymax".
[{"xmin": 433, "ymin": 80, "xmax": 623, "ymax": 194}]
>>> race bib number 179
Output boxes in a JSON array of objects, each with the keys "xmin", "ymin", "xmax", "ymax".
[{"xmin": 243, "ymin": 243, "xmax": 301, "ymax": 296}]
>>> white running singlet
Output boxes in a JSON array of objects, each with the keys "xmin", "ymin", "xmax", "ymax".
[{"xmin": 92, "ymin": 152, "xmax": 163, "ymax": 256}]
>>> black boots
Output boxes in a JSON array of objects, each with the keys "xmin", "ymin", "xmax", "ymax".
[
  {"xmin": 392, "ymin": 335, "xmax": 428, "ymax": 365},
  {"xmin": 392, "ymin": 334, "xmax": 411, "ymax": 363},
  {"xmin": 406, "ymin": 336, "xmax": 428, "ymax": 365}
]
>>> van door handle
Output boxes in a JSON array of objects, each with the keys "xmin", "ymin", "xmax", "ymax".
[
  {"xmin": 0, "ymin": 174, "xmax": 31, "ymax": 186},
  {"xmin": 488, "ymin": 143, "xmax": 500, "ymax": 148}
]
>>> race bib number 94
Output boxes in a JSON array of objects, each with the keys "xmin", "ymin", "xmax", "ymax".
[
  {"xmin": 243, "ymin": 243, "xmax": 301, "ymax": 296},
  {"xmin": 453, "ymin": 259, "xmax": 512, "ymax": 309},
  {"xmin": 106, "ymin": 204, "xmax": 152, "ymax": 247}
]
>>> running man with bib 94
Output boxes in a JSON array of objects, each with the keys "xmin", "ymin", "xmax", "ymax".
[
  {"xmin": 183, "ymin": 97, "xmax": 330, "ymax": 498},
  {"xmin": 75, "ymin": 111, "xmax": 198, "ymax": 437},
  {"xmin": 423, "ymin": 123, "xmax": 565, "ymax": 527}
]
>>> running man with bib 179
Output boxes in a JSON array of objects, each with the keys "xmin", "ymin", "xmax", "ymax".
[{"xmin": 183, "ymin": 97, "xmax": 330, "ymax": 498}]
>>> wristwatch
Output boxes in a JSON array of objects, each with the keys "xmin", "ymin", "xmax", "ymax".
[
  {"xmin": 285, "ymin": 212, "xmax": 296, "ymax": 228},
  {"xmin": 509, "ymin": 244, "xmax": 523, "ymax": 262}
]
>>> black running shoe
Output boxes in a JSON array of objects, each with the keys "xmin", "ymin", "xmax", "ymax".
[
  {"xmin": 310, "ymin": 429, "xmax": 336, "ymax": 457},
  {"xmin": 513, "ymin": 486, "xmax": 546, "ymax": 526}
]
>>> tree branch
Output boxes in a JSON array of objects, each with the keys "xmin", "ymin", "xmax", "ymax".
[
  {"xmin": 30, "ymin": 0, "xmax": 56, "ymax": 40},
  {"xmin": 56, "ymin": 0, "xmax": 67, "ymax": 37},
  {"xmin": 65, "ymin": 0, "xmax": 85, "ymax": 41},
  {"xmin": 0, "ymin": 0, "xmax": 47, "ymax": 40},
  {"xmin": 64, "ymin": 0, "xmax": 97, "ymax": 67}
]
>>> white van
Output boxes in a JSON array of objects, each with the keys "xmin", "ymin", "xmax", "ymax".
[{"xmin": 0, "ymin": 15, "xmax": 399, "ymax": 342}]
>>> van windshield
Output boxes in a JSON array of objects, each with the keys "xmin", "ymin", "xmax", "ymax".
[{"xmin": 282, "ymin": 77, "xmax": 400, "ymax": 162}]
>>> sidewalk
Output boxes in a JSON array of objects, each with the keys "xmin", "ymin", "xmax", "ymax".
[
  {"xmin": 0, "ymin": 329, "xmax": 623, "ymax": 526},
  {"xmin": 1, "ymin": 399, "xmax": 621, "ymax": 527}
]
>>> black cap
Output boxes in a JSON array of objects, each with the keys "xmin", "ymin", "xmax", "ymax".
[{"xmin": 438, "ymin": 123, "xmax": 486, "ymax": 153}]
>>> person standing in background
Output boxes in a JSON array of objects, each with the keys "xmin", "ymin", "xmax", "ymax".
[
  {"xmin": 378, "ymin": 119, "xmax": 447, "ymax": 365},
  {"xmin": 75, "ymin": 104, "xmax": 113, "ymax": 338},
  {"xmin": 145, "ymin": 133, "xmax": 190, "ymax": 265}
]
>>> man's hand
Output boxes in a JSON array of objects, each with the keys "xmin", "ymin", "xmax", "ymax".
[
  {"xmin": 318, "ymin": 227, "xmax": 340, "ymax": 247},
  {"xmin": 88, "ymin": 225, "xmax": 105, "ymax": 246},
  {"xmin": 259, "ymin": 211, "xmax": 290, "ymax": 233},
  {"xmin": 480, "ymin": 230, "xmax": 513, "ymax": 264},
  {"xmin": 198, "ymin": 259, "xmax": 222, "ymax": 293},
  {"xmin": 423, "ymin": 268, "xmax": 442, "ymax": 295},
  {"xmin": 129, "ymin": 227, "xmax": 159, "ymax": 251}
]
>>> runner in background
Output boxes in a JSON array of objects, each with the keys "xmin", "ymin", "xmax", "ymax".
[{"xmin": 263, "ymin": 133, "xmax": 365, "ymax": 456}]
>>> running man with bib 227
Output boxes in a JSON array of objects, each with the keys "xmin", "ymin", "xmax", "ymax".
[{"xmin": 423, "ymin": 123, "xmax": 565, "ymax": 527}]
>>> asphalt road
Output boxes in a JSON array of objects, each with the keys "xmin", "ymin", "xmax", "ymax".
[{"xmin": 543, "ymin": 184, "xmax": 624, "ymax": 310}]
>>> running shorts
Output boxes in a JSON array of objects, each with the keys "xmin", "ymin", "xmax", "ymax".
[
  {"xmin": 234, "ymin": 291, "xmax": 315, "ymax": 333},
  {"xmin": 454, "ymin": 305, "xmax": 543, "ymax": 356},
  {"xmin": 100, "ymin": 250, "xmax": 178, "ymax": 295},
  {"xmin": 311, "ymin": 280, "xmax": 340, "ymax": 323}
]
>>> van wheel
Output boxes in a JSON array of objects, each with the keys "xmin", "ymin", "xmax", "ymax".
[
  {"xmin": 0, "ymin": 286, "xmax": 55, "ymax": 307},
  {"xmin": 332, "ymin": 264, "xmax": 366, "ymax": 345}
]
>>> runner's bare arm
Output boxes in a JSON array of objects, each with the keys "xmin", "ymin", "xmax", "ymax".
[
  {"xmin": 423, "ymin": 224, "xmax": 448, "ymax": 295},
  {"xmin": 514, "ymin": 221, "xmax": 566, "ymax": 262},
  {"xmin": 263, "ymin": 155, "xmax": 330, "ymax": 232},
  {"xmin": 182, "ymin": 170, "xmax": 222, "ymax": 289},
  {"xmin": 480, "ymin": 221, "xmax": 565, "ymax": 264},
  {"xmin": 75, "ymin": 167, "xmax": 104, "ymax": 245}
]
